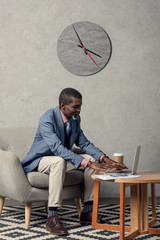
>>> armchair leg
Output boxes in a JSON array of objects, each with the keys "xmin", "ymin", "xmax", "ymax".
[
  {"xmin": 74, "ymin": 198, "xmax": 82, "ymax": 218},
  {"xmin": 25, "ymin": 202, "xmax": 32, "ymax": 229},
  {"xmin": 0, "ymin": 196, "xmax": 5, "ymax": 216}
]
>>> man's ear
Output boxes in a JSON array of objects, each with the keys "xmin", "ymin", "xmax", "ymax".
[{"xmin": 60, "ymin": 103, "xmax": 65, "ymax": 110}]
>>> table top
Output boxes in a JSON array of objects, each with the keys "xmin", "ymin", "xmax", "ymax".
[{"xmin": 91, "ymin": 170, "xmax": 160, "ymax": 184}]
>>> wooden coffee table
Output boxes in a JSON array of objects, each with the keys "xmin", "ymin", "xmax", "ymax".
[{"xmin": 91, "ymin": 170, "xmax": 160, "ymax": 240}]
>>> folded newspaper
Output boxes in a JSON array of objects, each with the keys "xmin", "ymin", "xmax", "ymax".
[{"xmin": 92, "ymin": 174, "xmax": 141, "ymax": 180}]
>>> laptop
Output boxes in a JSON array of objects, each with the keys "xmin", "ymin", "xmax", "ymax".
[{"xmin": 105, "ymin": 145, "xmax": 141, "ymax": 176}]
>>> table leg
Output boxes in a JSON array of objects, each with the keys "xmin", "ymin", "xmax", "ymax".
[
  {"xmin": 121, "ymin": 183, "xmax": 139, "ymax": 240},
  {"xmin": 92, "ymin": 180, "xmax": 125, "ymax": 232},
  {"xmin": 92, "ymin": 180, "xmax": 100, "ymax": 228},
  {"xmin": 149, "ymin": 183, "xmax": 157, "ymax": 227},
  {"xmin": 130, "ymin": 184, "xmax": 139, "ymax": 231},
  {"xmin": 148, "ymin": 184, "xmax": 160, "ymax": 235},
  {"xmin": 139, "ymin": 183, "xmax": 148, "ymax": 234},
  {"xmin": 120, "ymin": 183, "xmax": 125, "ymax": 240}
]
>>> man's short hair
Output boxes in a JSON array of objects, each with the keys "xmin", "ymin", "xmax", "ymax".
[{"xmin": 59, "ymin": 88, "xmax": 82, "ymax": 105}]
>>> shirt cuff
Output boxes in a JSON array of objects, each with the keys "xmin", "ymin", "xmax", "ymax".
[
  {"xmin": 99, "ymin": 155, "xmax": 105, "ymax": 162},
  {"xmin": 99, "ymin": 155, "xmax": 110, "ymax": 162},
  {"xmin": 80, "ymin": 158, "xmax": 89, "ymax": 168}
]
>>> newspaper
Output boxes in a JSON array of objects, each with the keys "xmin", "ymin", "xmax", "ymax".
[{"xmin": 92, "ymin": 174, "xmax": 141, "ymax": 180}]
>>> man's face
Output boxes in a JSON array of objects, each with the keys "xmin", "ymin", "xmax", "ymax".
[{"xmin": 61, "ymin": 97, "xmax": 82, "ymax": 120}]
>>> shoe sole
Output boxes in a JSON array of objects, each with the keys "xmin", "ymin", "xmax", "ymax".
[
  {"xmin": 46, "ymin": 227, "xmax": 69, "ymax": 235},
  {"xmin": 80, "ymin": 221, "xmax": 91, "ymax": 225}
]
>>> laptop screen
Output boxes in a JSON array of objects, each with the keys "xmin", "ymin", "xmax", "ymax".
[{"xmin": 132, "ymin": 145, "xmax": 141, "ymax": 174}]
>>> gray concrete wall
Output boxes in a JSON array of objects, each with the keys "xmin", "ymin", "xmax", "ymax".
[{"xmin": 0, "ymin": 0, "xmax": 160, "ymax": 197}]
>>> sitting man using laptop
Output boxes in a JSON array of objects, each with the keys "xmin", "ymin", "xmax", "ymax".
[{"xmin": 21, "ymin": 88, "xmax": 127, "ymax": 236}]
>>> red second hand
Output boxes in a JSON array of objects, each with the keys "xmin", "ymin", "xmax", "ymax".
[{"xmin": 78, "ymin": 41, "xmax": 99, "ymax": 68}]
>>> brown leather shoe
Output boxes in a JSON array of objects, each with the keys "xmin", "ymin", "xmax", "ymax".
[
  {"xmin": 80, "ymin": 211, "xmax": 107, "ymax": 225},
  {"xmin": 46, "ymin": 216, "xmax": 69, "ymax": 235}
]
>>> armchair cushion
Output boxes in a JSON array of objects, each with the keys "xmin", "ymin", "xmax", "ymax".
[{"xmin": 27, "ymin": 170, "xmax": 84, "ymax": 189}]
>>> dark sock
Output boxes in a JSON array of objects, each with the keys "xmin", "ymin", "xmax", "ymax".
[
  {"xmin": 48, "ymin": 207, "xmax": 58, "ymax": 217},
  {"xmin": 83, "ymin": 201, "xmax": 93, "ymax": 213}
]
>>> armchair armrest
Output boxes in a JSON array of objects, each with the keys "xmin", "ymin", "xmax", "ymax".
[{"xmin": 0, "ymin": 150, "xmax": 32, "ymax": 203}]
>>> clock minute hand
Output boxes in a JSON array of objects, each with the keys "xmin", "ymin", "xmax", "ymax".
[{"xmin": 72, "ymin": 25, "xmax": 87, "ymax": 55}]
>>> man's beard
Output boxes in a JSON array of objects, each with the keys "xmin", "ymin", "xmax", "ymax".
[{"xmin": 72, "ymin": 113, "xmax": 79, "ymax": 120}]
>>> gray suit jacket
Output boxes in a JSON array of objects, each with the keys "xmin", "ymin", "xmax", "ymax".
[{"xmin": 21, "ymin": 106, "xmax": 104, "ymax": 174}]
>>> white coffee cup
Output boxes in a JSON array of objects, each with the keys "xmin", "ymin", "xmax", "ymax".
[{"xmin": 113, "ymin": 153, "xmax": 124, "ymax": 163}]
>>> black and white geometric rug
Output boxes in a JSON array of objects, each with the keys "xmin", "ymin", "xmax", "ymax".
[{"xmin": 0, "ymin": 204, "xmax": 160, "ymax": 240}]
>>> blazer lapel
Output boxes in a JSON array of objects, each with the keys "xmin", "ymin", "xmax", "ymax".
[{"xmin": 54, "ymin": 107, "xmax": 65, "ymax": 145}]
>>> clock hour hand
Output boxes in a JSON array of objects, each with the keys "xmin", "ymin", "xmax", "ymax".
[
  {"xmin": 78, "ymin": 45, "xmax": 102, "ymax": 58},
  {"xmin": 85, "ymin": 48, "xmax": 102, "ymax": 58}
]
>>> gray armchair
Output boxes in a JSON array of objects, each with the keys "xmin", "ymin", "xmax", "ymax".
[{"xmin": 0, "ymin": 128, "xmax": 84, "ymax": 229}]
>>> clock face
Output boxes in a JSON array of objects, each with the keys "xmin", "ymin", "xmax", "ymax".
[{"xmin": 57, "ymin": 21, "xmax": 112, "ymax": 76}]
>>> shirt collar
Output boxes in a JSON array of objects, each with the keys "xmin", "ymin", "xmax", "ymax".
[{"xmin": 60, "ymin": 110, "xmax": 69, "ymax": 124}]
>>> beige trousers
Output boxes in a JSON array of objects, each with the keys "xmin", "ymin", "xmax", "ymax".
[{"xmin": 37, "ymin": 154, "xmax": 96, "ymax": 207}]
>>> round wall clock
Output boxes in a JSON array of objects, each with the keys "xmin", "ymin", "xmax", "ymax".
[{"xmin": 57, "ymin": 21, "xmax": 112, "ymax": 76}]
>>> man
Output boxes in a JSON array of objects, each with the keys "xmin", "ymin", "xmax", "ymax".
[{"xmin": 22, "ymin": 88, "xmax": 126, "ymax": 236}]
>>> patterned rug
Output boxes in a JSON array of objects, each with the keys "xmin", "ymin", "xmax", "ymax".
[{"xmin": 0, "ymin": 204, "xmax": 160, "ymax": 240}]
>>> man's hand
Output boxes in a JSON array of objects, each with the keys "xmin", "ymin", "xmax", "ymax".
[
  {"xmin": 87, "ymin": 161, "xmax": 126, "ymax": 172},
  {"xmin": 101, "ymin": 156, "xmax": 128, "ymax": 170}
]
